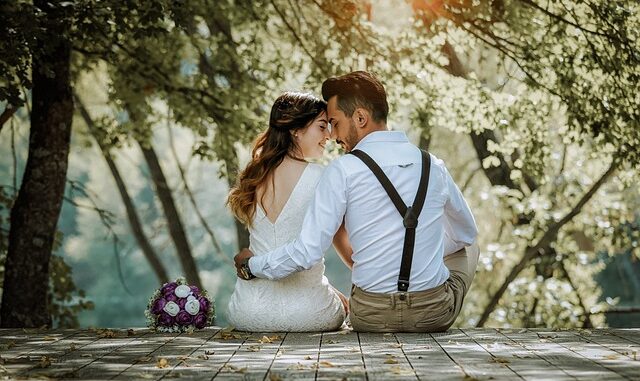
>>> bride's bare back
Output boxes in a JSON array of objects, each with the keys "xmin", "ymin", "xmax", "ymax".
[{"xmin": 256, "ymin": 158, "xmax": 308, "ymax": 225}]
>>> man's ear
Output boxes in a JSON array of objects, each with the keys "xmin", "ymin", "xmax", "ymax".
[{"xmin": 354, "ymin": 108, "xmax": 368, "ymax": 128}]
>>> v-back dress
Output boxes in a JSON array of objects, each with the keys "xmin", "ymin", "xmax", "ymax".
[{"xmin": 227, "ymin": 163, "xmax": 346, "ymax": 332}]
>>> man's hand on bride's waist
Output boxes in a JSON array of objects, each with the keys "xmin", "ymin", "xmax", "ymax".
[{"xmin": 234, "ymin": 248, "xmax": 256, "ymax": 280}]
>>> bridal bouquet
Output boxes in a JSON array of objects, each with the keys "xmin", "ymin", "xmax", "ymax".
[{"xmin": 145, "ymin": 277, "xmax": 215, "ymax": 333}]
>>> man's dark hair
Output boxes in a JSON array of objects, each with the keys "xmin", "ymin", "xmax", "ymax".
[{"xmin": 321, "ymin": 71, "xmax": 388, "ymax": 123}]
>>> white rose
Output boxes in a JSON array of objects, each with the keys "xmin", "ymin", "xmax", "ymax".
[
  {"xmin": 175, "ymin": 285, "xmax": 191, "ymax": 298},
  {"xmin": 163, "ymin": 301, "xmax": 180, "ymax": 317},
  {"xmin": 185, "ymin": 299, "xmax": 200, "ymax": 316},
  {"xmin": 187, "ymin": 295, "xmax": 196, "ymax": 302}
]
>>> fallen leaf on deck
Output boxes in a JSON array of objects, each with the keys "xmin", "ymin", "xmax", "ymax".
[
  {"xmin": 389, "ymin": 366, "xmax": 414, "ymax": 376},
  {"xmin": 38, "ymin": 356, "xmax": 52, "ymax": 368},
  {"xmin": 81, "ymin": 354, "xmax": 93, "ymax": 358},
  {"xmin": 490, "ymin": 357, "xmax": 510, "ymax": 364},
  {"xmin": 338, "ymin": 330, "xmax": 351, "ymax": 335},
  {"xmin": 197, "ymin": 354, "xmax": 209, "ymax": 360},
  {"xmin": 43, "ymin": 336, "xmax": 58, "ymax": 341},
  {"xmin": 324, "ymin": 339, "xmax": 338, "ymax": 344},
  {"xmin": 97, "ymin": 329, "xmax": 117, "ymax": 338},
  {"xmin": 603, "ymin": 354, "xmax": 619, "ymax": 360},
  {"xmin": 69, "ymin": 343, "xmax": 77, "ymax": 351},
  {"xmin": 319, "ymin": 361, "xmax": 335, "ymax": 367},
  {"xmin": 269, "ymin": 374, "xmax": 283, "ymax": 381},
  {"xmin": 304, "ymin": 355, "xmax": 313, "ymax": 360},
  {"xmin": 384, "ymin": 358, "xmax": 399, "ymax": 364},
  {"xmin": 218, "ymin": 332, "xmax": 243, "ymax": 340},
  {"xmin": 222, "ymin": 364, "xmax": 247, "ymax": 373},
  {"xmin": 204, "ymin": 350, "xmax": 215, "ymax": 355},
  {"xmin": 391, "ymin": 343, "xmax": 403, "ymax": 348},
  {"xmin": 5, "ymin": 341, "xmax": 16, "ymax": 350},
  {"xmin": 156, "ymin": 358, "xmax": 169, "ymax": 368},
  {"xmin": 247, "ymin": 345, "xmax": 261, "ymax": 352}
]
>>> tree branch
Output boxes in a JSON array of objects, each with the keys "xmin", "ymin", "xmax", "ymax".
[{"xmin": 476, "ymin": 160, "xmax": 618, "ymax": 326}]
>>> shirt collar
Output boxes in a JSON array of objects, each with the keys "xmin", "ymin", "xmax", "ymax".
[{"xmin": 351, "ymin": 130, "xmax": 409, "ymax": 151}]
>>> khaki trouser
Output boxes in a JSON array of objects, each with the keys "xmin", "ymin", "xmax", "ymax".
[{"xmin": 349, "ymin": 243, "xmax": 479, "ymax": 332}]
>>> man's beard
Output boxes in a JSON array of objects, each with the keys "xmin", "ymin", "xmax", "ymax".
[{"xmin": 345, "ymin": 119, "xmax": 358, "ymax": 152}]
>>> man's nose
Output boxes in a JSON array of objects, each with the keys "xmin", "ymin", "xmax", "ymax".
[{"xmin": 329, "ymin": 124, "xmax": 337, "ymax": 139}]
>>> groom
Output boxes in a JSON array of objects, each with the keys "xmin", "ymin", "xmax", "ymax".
[{"xmin": 234, "ymin": 71, "xmax": 478, "ymax": 332}]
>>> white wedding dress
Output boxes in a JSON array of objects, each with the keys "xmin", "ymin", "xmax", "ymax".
[{"xmin": 227, "ymin": 163, "xmax": 346, "ymax": 332}]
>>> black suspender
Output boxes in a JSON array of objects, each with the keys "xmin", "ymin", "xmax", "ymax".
[{"xmin": 349, "ymin": 149, "xmax": 431, "ymax": 292}]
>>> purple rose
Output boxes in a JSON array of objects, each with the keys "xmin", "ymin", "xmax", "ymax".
[
  {"xmin": 151, "ymin": 297, "xmax": 167, "ymax": 315},
  {"xmin": 176, "ymin": 311, "xmax": 193, "ymax": 326},
  {"xmin": 157, "ymin": 312, "xmax": 174, "ymax": 327},
  {"xmin": 190, "ymin": 286, "xmax": 200, "ymax": 295},
  {"xmin": 177, "ymin": 298, "xmax": 188, "ymax": 309},
  {"xmin": 198, "ymin": 296, "xmax": 210, "ymax": 312},
  {"xmin": 165, "ymin": 293, "xmax": 177, "ymax": 302},
  {"xmin": 161, "ymin": 282, "xmax": 178, "ymax": 296},
  {"xmin": 193, "ymin": 313, "xmax": 207, "ymax": 329}
]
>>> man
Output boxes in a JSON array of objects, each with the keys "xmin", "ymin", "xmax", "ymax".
[{"xmin": 234, "ymin": 71, "xmax": 479, "ymax": 332}]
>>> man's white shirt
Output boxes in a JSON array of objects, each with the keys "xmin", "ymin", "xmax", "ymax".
[{"xmin": 249, "ymin": 130, "xmax": 478, "ymax": 293}]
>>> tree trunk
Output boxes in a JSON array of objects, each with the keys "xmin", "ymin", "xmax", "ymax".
[
  {"xmin": 75, "ymin": 96, "xmax": 170, "ymax": 285},
  {"xmin": 224, "ymin": 157, "xmax": 250, "ymax": 250},
  {"xmin": 1, "ymin": 1, "xmax": 73, "ymax": 328},
  {"xmin": 139, "ymin": 143, "xmax": 202, "ymax": 288}
]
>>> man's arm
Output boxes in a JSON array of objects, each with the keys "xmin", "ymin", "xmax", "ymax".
[
  {"xmin": 246, "ymin": 162, "xmax": 348, "ymax": 280},
  {"xmin": 332, "ymin": 218, "xmax": 354, "ymax": 270},
  {"xmin": 442, "ymin": 165, "xmax": 478, "ymax": 253}
]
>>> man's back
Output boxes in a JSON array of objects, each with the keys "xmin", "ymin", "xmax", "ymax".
[{"xmin": 336, "ymin": 131, "xmax": 476, "ymax": 292}]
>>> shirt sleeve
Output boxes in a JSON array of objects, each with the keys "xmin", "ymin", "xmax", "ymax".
[
  {"xmin": 248, "ymin": 161, "xmax": 348, "ymax": 280},
  {"xmin": 442, "ymin": 165, "xmax": 478, "ymax": 253}
]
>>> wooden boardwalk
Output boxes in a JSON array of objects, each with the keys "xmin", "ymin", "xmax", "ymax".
[{"xmin": 1, "ymin": 327, "xmax": 639, "ymax": 380}]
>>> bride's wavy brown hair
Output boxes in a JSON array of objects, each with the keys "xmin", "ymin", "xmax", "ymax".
[{"xmin": 227, "ymin": 92, "xmax": 327, "ymax": 227}]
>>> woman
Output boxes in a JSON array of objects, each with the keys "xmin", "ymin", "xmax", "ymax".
[{"xmin": 226, "ymin": 91, "xmax": 352, "ymax": 332}]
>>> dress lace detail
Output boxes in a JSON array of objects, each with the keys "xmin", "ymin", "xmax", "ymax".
[{"xmin": 227, "ymin": 163, "xmax": 346, "ymax": 332}]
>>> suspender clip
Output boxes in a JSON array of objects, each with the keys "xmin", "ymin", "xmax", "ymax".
[
  {"xmin": 398, "ymin": 279, "xmax": 409, "ymax": 292},
  {"xmin": 403, "ymin": 206, "xmax": 418, "ymax": 229}
]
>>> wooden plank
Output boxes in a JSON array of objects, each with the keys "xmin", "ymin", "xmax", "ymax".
[
  {"xmin": 183, "ymin": 328, "xmax": 251, "ymax": 381},
  {"xmin": 573, "ymin": 330, "xmax": 640, "ymax": 361},
  {"xmin": 18, "ymin": 328, "xmax": 151, "ymax": 379},
  {"xmin": 162, "ymin": 328, "xmax": 220, "ymax": 380},
  {"xmin": 107, "ymin": 331, "xmax": 182, "ymax": 380},
  {"xmin": 267, "ymin": 332, "xmax": 321, "ymax": 380},
  {"xmin": 464, "ymin": 328, "xmax": 574, "ymax": 381},
  {"xmin": 215, "ymin": 331, "xmax": 286, "ymax": 381},
  {"xmin": 502, "ymin": 329, "xmax": 626, "ymax": 381},
  {"xmin": 72, "ymin": 329, "xmax": 159, "ymax": 380},
  {"xmin": 0, "ymin": 329, "xmax": 94, "ymax": 375},
  {"xmin": 358, "ymin": 332, "xmax": 418, "ymax": 380},
  {"xmin": 396, "ymin": 332, "xmax": 466, "ymax": 381},
  {"xmin": 608, "ymin": 329, "xmax": 640, "ymax": 346},
  {"xmin": 316, "ymin": 329, "xmax": 366, "ymax": 380},
  {"xmin": 536, "ymin": 329, "xmax": 640, "ymax": 380},
  {"xmin": 430, "ymin": 329, "xmax": 522, "ymax": 380}
]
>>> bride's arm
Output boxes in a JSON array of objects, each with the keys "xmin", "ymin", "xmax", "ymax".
[{"xmin": 332, "ymin": 219, "xmax": 354, "ymax": 270}]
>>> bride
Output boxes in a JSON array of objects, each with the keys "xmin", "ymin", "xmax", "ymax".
[{"xmin": 226, "ymin": 91, "xmax": 351, "ymax": 332}]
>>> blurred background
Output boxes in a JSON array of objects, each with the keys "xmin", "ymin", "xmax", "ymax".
[{"xmin": 0, "ymin": 0, "xmax": 638, "ymax": 329}]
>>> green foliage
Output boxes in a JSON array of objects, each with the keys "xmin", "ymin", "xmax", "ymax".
[{"xmin": 1, "ymin": 0, "xmax": 638, "ymax": 329}]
